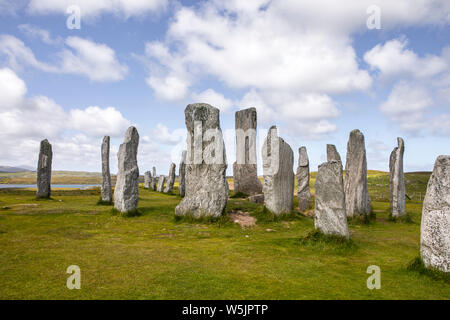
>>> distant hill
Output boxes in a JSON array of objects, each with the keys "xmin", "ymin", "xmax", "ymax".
[{"xmin": 0, "ymin": 166, "xmax": 34, "ymax": 173}]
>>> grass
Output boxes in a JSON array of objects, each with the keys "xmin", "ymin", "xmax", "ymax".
[{"xmin": 0, "ymin": 172, "xmax": 449, "ymax": 300}]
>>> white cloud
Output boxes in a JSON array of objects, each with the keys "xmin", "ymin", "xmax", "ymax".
[
  {"xmin": 152, "ymin": 123, "xmax": 185, "ymax": 145},
  {"xmin": 18, "ymin": 23, "xmax": 62, "ymax": 45},
  {"xmin": 0, "ymin": 68, "xmax": 137, "ymax": 170},
  {"xmin": 0, "ymin": 67, "xmax": 27, "ymax": 108},
  {"xmin": 27, "ymin": 0, "xmax": 168, "ymax": 19},
  {"xmin": 146, "ymin": 74, "xmax": 189, "ymax": 101},
  {"xmin": 0, "ymin": 34, "xmax": 128, "ymax": 81},
  {"xmin": 191, "ymin": 89, "xmax": 234, "ymax": 113},
  {"xmin": 70, "ymin": 106, "xmax": 131, "ymax": 137},
  {"xmin": 379, "ymin": 82, "xmax": 433, "ymax": 133},
  {"xmin": 364, "ymin": 38, "xmax": 448, "ymax": 78},
  {"xmin": 59, "ymin": 36, "xmax": 128, "ymax": 81}
]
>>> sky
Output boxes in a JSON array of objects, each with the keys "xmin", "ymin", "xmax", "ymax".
[{"xmin": 0, "ymin": 0, "xmax": 449, "ymax": 175}]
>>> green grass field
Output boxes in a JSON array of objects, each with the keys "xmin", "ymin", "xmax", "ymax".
[{"xmin": 0, "ymin": 171, "xmax": 448, "ymax": 300}]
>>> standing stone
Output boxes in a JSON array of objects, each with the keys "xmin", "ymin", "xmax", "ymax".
[
  {"xmin": 175, "ymin": 103, "xmax": 228, "ymax": 218},
  {"xmin": 327, "ymin": 144, "xmax": 342, "ymax": 162},
  {"xmin": 389, "ymin": 137, "xmax": 406, "ymax": 217},
  {"xmin": 233, "ymin": 107, "xmax": 262, "ymax": 196},
  {"xmin": 157, "ymin": 175, "xmax": 166, "ymax": 192},
  {"xmin": 344, "ymin": 129, "xmax": 371, "ymax": 217},
  {"xmin": 144, "ymin": 171, "xmax": 152, "ymax": 189},
  {"xmin": 179, "ymin": 151, "xmax": 187, "ymax": 197},
  {"xmin": 296, "ymin": 146, "xmax": 311, "ymax": 212},
  {"xmin": 114, "ymin": 126, "xmax": 139, "ymax": 213},
  {"xmin": 262, "ymin": 126, "xmax": 294, "ymax": 215},
  {"xmin": 164, "ymin": 163, "xmax": 176, "ymax": 193},
  {"xmin": 420, "ymin": 155, "xmax": 450, "ymax": 273},
  {"xmin": 314, "ymin": 160, "xmax": 349, "ymax": 239},
  {"xmin": 36, "ymin": 139, "xmax": 52, "ymax": 198},
  {"xmin": 101, "ymin": 136, "xmax": 112, "ymax": 203},
  {"xmin": 151, "ymin": 167, "xmax": 157, "ymax": 191}
]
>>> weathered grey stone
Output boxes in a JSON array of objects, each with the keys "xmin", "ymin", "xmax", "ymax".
[
  {"xmin": 389, "ymin": 137, "xmax": 406, "ymax": 217},
  {"xmin": 157, "ymin": 175, "xmax": 166, "ymax": 192},
  {"xmin": 164, "ymin": 163, "xmax": 176, "ymax": 193},
  {"xmin": 420, "ymin": 155, "xmax": 450, "ymax": 273},
  {"xmin": 179, "ymin": 151, "xmax": 187, "ymax": 197},
  {"xmin": 175, "ymin": 103, "xmax": 228, "ymax": 218},
  {"xmin": 101, "ymin": 136, "xmax": 112, "ymax": 203},
  {"xmin": 314, "ymin": 160, "xmax": 349, "ymax": 239},
  {"xmin": 151, "ymin": 167, "xmax": 157, "ymax": 190},
  {"xmin": 344, "ymin": 129, "xmax": 371, "ymax": 217},
  {"xmin": 114, "ymin": 126, "xmax": 139, "ymax": 213},
  {"xmin": 144, "ymin": 171, "xmax": 152, "ymax": 189},
  {"xmin": 36, "ymin": 139, "xmax": 52, "ymax": 198},
  {"xmin": 262, "ymin": 126, "xmax": 294, "ymax": 215},
  {"xmin": 248, "ymin": 194, "xmax": 264, "ymax": 204},
  {"xmin": 233, "ymin": 107, "xmax": 262, "ymax": 196},
  {"xmin": 296, "ymin": 146, "xmax": 311, "ymax": 212},
  {"xmin": 327, "ymin": 144, "xmax": 342, "ymax": 162}
]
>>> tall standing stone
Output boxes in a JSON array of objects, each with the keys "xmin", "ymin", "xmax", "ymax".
[
  {"xmin": 327, "ymin": 144, "xmax": 342, "ymax": 162},
  {"xmin": 151, "ymin": 167, "xmax": 157, "ymax": 191},
  {"xmin": 262, "ymin": 126, "xmax": 294, "ymax": 215},
  {"xmin": 179, "ymin": 151, "xmax": 187, "ymax": 197},
  {"xmin": 314, "ymin": 160, "xmax": 349, "ymax": 239},
  {"xmin": 233, "ymin": 107, "xmax": 262, "ymax": 195},
  {"xmin": 101, "ymin": 136, "xmax": 112, "ymax": 203},
  {"xmin": 114, "ymin": 126, "xmax": 139, "ymax": 213},
  {"xmin": 296, "ymin": 146, "xmax": 311, "ymax": 212},
  {"xmin": 420, "ymin": 155, "xmax": 450, "ymax": 273},
  {"xmin": 175, "ymin": 103, "xmax": 228, "ymax": 218},
  {"xmin": 164, "ymin": 163, "xmax": 176, "ymax": 193},
  {"xmin": 144, "ymin": 171, "xmax": 152, "ymax": 189},
  {"xmin": 389, "ymin": 137, "xmax": 406, "ymax": 217},
  {"xmin": 344, "ymin": 129, "xmax": 371, "ymax": 217},
  {"xmin": 36, "ymin": 139, "xmax": 52, "ymax": 198},
  {"xmin": 157, "ymin": 175, "xmax": 166, "ymax": 192}
]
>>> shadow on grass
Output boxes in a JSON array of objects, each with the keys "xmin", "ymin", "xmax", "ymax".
[
  {"xmin": 229, "ymin": 191, "xmax": 249, "ymax": 199},
  {"xmin": 297, "ymin": 230, "xmax": 358, "ymax": 255},
  {"xmin": 388, "ymin": 212, "xmax": 415, "ymax": 224},
  {"xmin": 407, "ymin": 257, "xmax": 450, "ymax": 284},
  {"xmin": 96, "ymin": 198, "xmax": 113, "ymax": 206},
  {"xmin": 110, "ymin": 207, "xmax": 143, "ymax": 217}
]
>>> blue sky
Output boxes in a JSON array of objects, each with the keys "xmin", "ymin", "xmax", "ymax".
[{"xmin": 0, "ymin": 0, "xmax": 449, "ymax": 175}]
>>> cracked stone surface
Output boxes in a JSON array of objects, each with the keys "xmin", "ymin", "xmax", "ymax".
[
  {"xmin": 164, "ymin": 163, "xmax": 176, "ymax": 193},
  {"xmin": 114, "ymin": 126, "xmax": 139, "ymax": 213},
  {"xmin": 296, "ymin": 146, "xmax": 311, "ymax": 212},
  {"xmin": 420, "ymin": 155, "xmax": 450, "ymax": 273},
  {"xmin": 175, "ymin": 103, "xmax": 228, "ymax": 218},
  {"xmin": 389, "ymin": 137, "xmax": 406, "ymax": 217}
]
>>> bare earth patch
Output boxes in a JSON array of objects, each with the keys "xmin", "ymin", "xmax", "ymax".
[{"xmin": 228, "ymin": 210, "xmax": 256, "ymax": 228}]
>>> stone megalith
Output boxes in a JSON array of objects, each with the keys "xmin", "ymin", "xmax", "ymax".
[
  {"xmin": 327, "ymin": 144, "xmax": 342, "ymax": 162},
  {"xmin": 233, "ymin": 107, "xmax": 262, "ymax": 196},
  {"xmin": 262, "ymin": 126, "xmax": 294, "ymax": 215},
  {"xmin": 389, "ymin": 137, "xmax": 406, "ymax": 217},
  {"xmin": 114, "ymin": 126, "xmax": 139, "ymax": 213},
  {"xmin": 420, "ymin": 155, "xmax": 450, "ymax": 273},
  {"xmin": 157, "ymin": 175, "xmax": 166, "ymax": 192},
  {"xmin": 344, "ymin": 129, "xmax": 371, "ymax": 217},
  {"xmin": 179, "ymin": 151, "xmax": 187, "ymax": 197},
  {"xmin": 36, "ymin": 139, "xmax": 52, "ymax": 198},
  {"xmin": 164, "ymin": 163, "xmax": 176, "ymax": 193},
  {"xmin": 151, "ymin": 167, "xmax": 157, "ymax": 190},
  {"xmin": 175, "ymin": 103, "xmax": 228, "ymax": 218},
  {"xmin": 296, "ymin": 146, "xmax": 311, "ymax": 212},
  {"xmin": 314, "ymin": 160, "xmax": 349, "ymax": 238},
  {"xmin": 144, "ymin": 171, "xmax": 152, "ymax": 189},
  {"xmin": 101, "ymin": 136, "xmax": 112, "ymax": 203}
]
